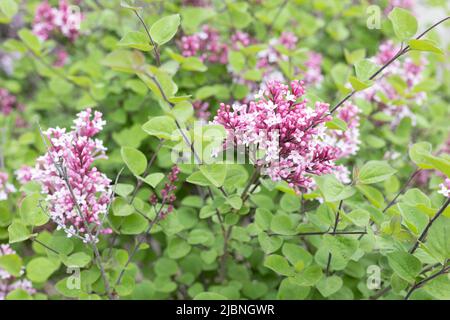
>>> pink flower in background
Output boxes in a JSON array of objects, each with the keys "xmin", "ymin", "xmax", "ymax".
[
  {"xmin": 53, "ymin": 48, "xmax": 69, "ymax": 67},
  {"xmin": 0, "ymin": 89, "xmax": 24, "ymax": 115},
  {"xmin": 257, "ymin": 32, "xmax": 298, "ymax": 68},
  {"xmin": 150, "ymin": 165, "xmax": 180, "ymax": 218},
  {"xmin": 385, "ymin": 0, "xmax": 415, "ymax": 14},
  {"xmin": 193, "ymin": 100, "xmax": 211, "ymax": 121},
  {"xmin": 438, "ymin": 178, "xmax": 450, "ymax": 198},
  {"xmin": 0, "ymin": 244, "xmax": 35, "ymax": 300},
  {"xmin": 360, "ymin": 41, "xmax": 427, "ymax": 127},
  {"xmin": 182, "ymin": 0, "xmax": 210, "ymax": 6},
  {"xmin": 32, "ymin": 0, "xmax": 82, "ymax": 42},
  {"xmin": 302, "ymin": 52, "xmax": 323, "ymax": 87},
  {"xmin": 231, "ymin": 31, "xmax": 255, "ymax": 50},
  {"xmin": 33, "ymin": 109, "xmax": 111, "ymax": 242},
  {"xmin": 180, "ymin": 25, "xmax": 228, "ymax": 64},
  {"xmin": 32, "ymin": 1, "xmax": 57, "ymax": 41},
  {"xmin": 0, "ymin": 172, "xmax": 16, "ymax": 201},
  {"xmin": 214, "ymin": 80, "xmax": 338, "ymax": 192},
  {"xmin": 15, "ymin": 166, "xmax": 34, "ymax": 185},
  {"xmin": 325, "ymin": 103, "xmax": 361, "ymax": 159}
]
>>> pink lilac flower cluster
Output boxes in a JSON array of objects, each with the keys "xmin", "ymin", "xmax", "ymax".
[
  {"xmin": 385, "ymin": 0, "xmax": 415, "ymax": 14},
  {"xmin": 32, "ymin": 0, "xmax": 82, "ymax": 42},
  {"xmin": 180, "ymin": 25, "xmax": 228, "ymax": 64},
  {"xmin": 53, "ymin": 48, "xmax": 69, "ymax": 67},
  {"xmin": 323, "ymin": 102, "xmax": 361, "ymax": 184},
  {"xmin": 213, "ymin": 80, "xmax": 339, "ymax": 192},
  {"xmin": 150, "ymin": 166, "xmax": 180, "ymax": 218},
  {"xmin": 302, "ymin": 52, "xmax": 324, "ymax": 87},
  {"xmin": 0, "ymin": 88, "xmax": 25, "ymax": 116},
  {"xmin": 15, "ymin": 165, "xmax": 34, "ymax": 185},
  {"xmin": 255, "ymin": 32, "xmax": 323, "ymax": 89},
  {"xmin": 360, "ymin": 41, "xmax": 427, "ymax": 127},
  {"xmin": 0, "ymin": 244, "xmax": 35, "ymax": 300},
  {"xmin": 33, "ymin": 108, "xmax": 112, "ymax": 242},
  {"xmin": 0, "ymin": 172, "xmax": 16, "ymax": 201},
  {"xmin": 193, "ymin": 100, "xmax": 211, "ymax": 122},
  {"xmin": 257, "ymin": 32, "xmax": 298, "ymax": 69},
  {"xmin": 231, "ymin": 31, "xmax": 255, "ymax": 50},
  {"xmin": 182, "ymin": 0, "xmax": 210, "ymax": 6},
  {"xmin": 325, "ymin": 103, "xmax": 360, "ymax": 159}
]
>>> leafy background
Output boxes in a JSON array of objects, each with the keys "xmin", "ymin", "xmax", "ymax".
[{"xmin": 0, "ymin": 0, "xmax": 449, "ymax": 300}]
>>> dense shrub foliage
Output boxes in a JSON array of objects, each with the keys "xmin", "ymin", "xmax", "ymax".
[{"xmin": 0, "ymin": 0, "xmax": 449, "ymax": 300}]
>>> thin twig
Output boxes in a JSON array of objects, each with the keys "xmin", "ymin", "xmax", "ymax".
[
  {"xmin": 409, "ymin": 197, "xmax": 450, "ymax": 254},
  {"xmin": 325, "ymin": 200, "xmax": 343, "ymax": 276}
]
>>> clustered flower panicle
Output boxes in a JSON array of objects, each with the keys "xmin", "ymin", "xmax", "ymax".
[
  {"xmin": 180, "ymin": 25, "xmax": 228, "ymax": 64},
  {"xmin": 33, "ymin": 108, "xmax": 111, "ymax": 242},
  {"xmin": 32, "ymin": 0, "xmax": 82, "ymax": 41},
  {"xmin": 150, "ymin": 166, "xmax": 180, "ymax": 218},
  {"xmin": 214, "ymin": 80, "xmax": 340, "ymax": 192},
  {"xmin": 0, "ymin": 88, "xmax": 24, "ymax": 116},
  {"xmin": 15, "ymin": 165, "xmax": 34, "ymax": 185},
  {"xmin": 360, "ymin": 41, "xmax": 427, "ymax": 127},
  {"xmin": 0, "ymin": 244, "xmax": 35, "ymax": 300}
]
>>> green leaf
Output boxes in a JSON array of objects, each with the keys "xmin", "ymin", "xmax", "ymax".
[
  {"xmin": 0, "ymin": 253, "xmax": 22, "ymax": 277},
  {"xmin": 258, "ymin": 233, "xmax": 283, "ymax": 254},
  {"xmin": 26, "ymin": 257, "xmax": 59, "ymax": 283},
  {"xmin": 103, "ymin": 50, "xmax": 145, "ymax": 74},
  {"xmin": 293, "ymin": 265, "xmax": 323, "ymax": 286},
  {"xmin": 199, "ymin": 164, "xmax": 227, "ymax": 188},
  {"xmin": 409, "ymin": 142, "xmax": 433, "ymax": 169},
  {"xmin": 0, "ymin": 0, "xmax": 18, "ymax": 23},
  {"xmin": 194, "ymin": 292, "xmax": 228, "ymax": 300},
  {"xmin": 325, "ymin": 118, "xmax": 348, "ymax": 131},
  {"xmin": 316, "ymin": 276, "xmax": 343, "ymax": 297},
  {"xmin": 344, "ymin": 208, "xmax": 370, "ymax": 227},
  {"xmin": 277, "ymin": 278, "xmax": 310, "ymax": 299},
  {"xmin": 117, "ymin": 31, "xmax": 152, "ymax": 51},
  {"xmin": 387, "ymin": 251, "xmax": 421, "ymax": 283},
  {"xmin": 271, "ymin": 214, "xmax": 296, "ymax": 236},
  {"xmin": 121, "ymin": 147, "xmax": 147, "ymax": 176},
  {"xmin": 112, "ymin": 197, "xmax": 135, "ymax": 217},
  {"xmin": 264, "ymin": 255, "xmax": 294, "ymax": 276},
  {"xmin": 8, "ymin": 221, "xmax": 31, "ymax": 243},
  {"xmin": 408, "ymin": 39, "xmax": 444, "ymax": 55},
  {"xmin": 355, "ymin": 59, "xmax": 378, "ymax": 82},
  {"xmin": 282, "ymin": 243, "xmax": 313, "ymax": 267},
  {"xmin": 141, "ymin": 173, "xmax": 164, "ymax": 188},
  {"xmin": 19, "ymin": 193, "xmax": 49, "ymax": 226},
  {"xmin": 167, "ymin": 237, "xmax": 191, "ymax": 259},
  {"xmin": 18, "ymin": 29, "xmax": 41, "ymax": 56},
  {"xmin": 149, "ymin": 14, "xmax": 181, "ymax": 46},
  {"xmin": 349, "ymin": 76, "xmax": 373, "ymax": 91},
  {"xmin": 280, "ymin": 194, "xmax": 301, "ymax": 212},
  {"xmin": 226, "ymin": 195, "xmax": 243, "ymax": 210},
  {"xmin": 323, "ymin": 235, "xmax": 359, "ymax": 263},
  {"xmin": 388, "ymin": 8, "xmax": 418, "ymax": 40},
  {"xmin": 358, "ymin": 160, "xmax": 396, "ymax": 184},
  {"xmin": 255, "ymin": 208, "xmax": 273, "ymax": 231},
  {"xmin": 424, "ymin": 274, "xmax": 450, "ymax": 300},
  {"xmin": 423, "ymin": 217, "xmax": 450, "ymax": 264},
  {"xmin": 397, "ymin": 203, "xmax": 428, "ymax": 235},
  {"xmin": 314, "ymin": 174, "xmax": 356, "ymax": 202},
  {"xmin": 63, "ymin": 252, "xmax": 91, "ymax": 268},
  {"xmin": 142, "ymin": 116, "xmax": 177, "ymax": 140},
  {"xmin": 187, "ymin": 171, "xmax": 212, "ymax": 187}
]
